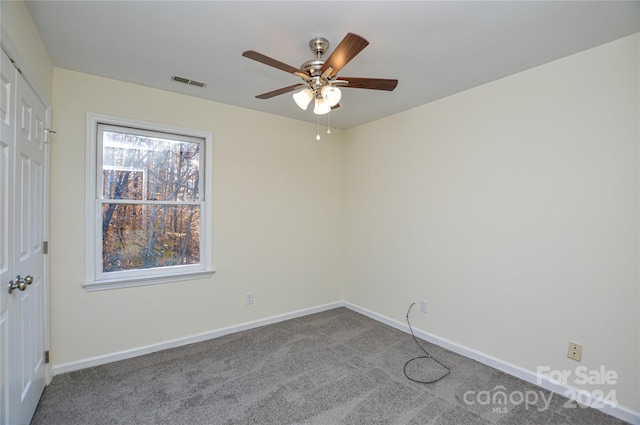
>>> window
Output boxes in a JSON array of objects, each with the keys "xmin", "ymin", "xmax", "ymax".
[{"xmin": 85, "ymin": 114, "xmax": 213, "ymax": 290}]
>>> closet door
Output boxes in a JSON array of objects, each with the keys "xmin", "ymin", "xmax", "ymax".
[
  {"xmin": 11, "ymin": 62, "xmax": 47, "ymax": 425},
  {"xmin": 0, "ymin": 47, "xmax": 16, "ymax": 425},
  {"xmin": 1, "ymin": 47, "xmax": 48, "ymax": 425}
]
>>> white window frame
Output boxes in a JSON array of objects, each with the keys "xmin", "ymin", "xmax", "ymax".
[{"xmin": 84, "ymin": 113, "xmax": 214, "ymax": 291}]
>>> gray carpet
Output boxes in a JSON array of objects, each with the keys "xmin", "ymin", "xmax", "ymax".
[{"xmin": 31, "ymin": 308, "xmax": 627, "ymax": 424}]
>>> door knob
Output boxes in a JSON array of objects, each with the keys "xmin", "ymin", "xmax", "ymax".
[
  {"xmin": 8, "ymin": 275, "xmax": 31, "ymax": 294},
  {"xmin": 8, "ymin": 279, "xmax": 27, "ymax": 294}
]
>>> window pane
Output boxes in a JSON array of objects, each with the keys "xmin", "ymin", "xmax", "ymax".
[
  {"xmin": 102, "ymin": 203, "xmax": 200, "ymax": 272},
  {"xmin": 102, "ymin": 131, "xmax": 200, "ymax": 202}
]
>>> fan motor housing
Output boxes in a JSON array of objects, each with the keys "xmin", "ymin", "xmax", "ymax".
[{"xmin": 300, "ymin": 59, "xmax": 324, "ymax": 77}]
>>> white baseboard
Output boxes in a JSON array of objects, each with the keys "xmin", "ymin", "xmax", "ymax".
[
  {"xmin": 52, "ymin": 301, "xmax": 344, "ymax": 376},
  {"xmin": 343, "ymin": 301, "xmax": 640, "ymax": 425}
]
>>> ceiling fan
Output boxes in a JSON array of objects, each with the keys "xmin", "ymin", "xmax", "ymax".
[{"xmin": 242, "ymin": 33, "xmax": 398, "ymax": 115}]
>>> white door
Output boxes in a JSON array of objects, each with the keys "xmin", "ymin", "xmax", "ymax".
[
  {"xmin": 0, "ymin": 47, "xmax": 17, "ymax": 425},
  {"xmin": 1, "ymin": 48, "xmax": 48, "ymax": 425}
]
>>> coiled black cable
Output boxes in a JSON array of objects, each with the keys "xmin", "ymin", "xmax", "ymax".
[{"xmin": 403, "ymin": 302, "xmax": 451, "ymax": 384}]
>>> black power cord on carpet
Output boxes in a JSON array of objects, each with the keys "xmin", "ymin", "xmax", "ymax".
[{"xmin": 403, "ymin": 302, "xmax": 451, "ymax": 384}]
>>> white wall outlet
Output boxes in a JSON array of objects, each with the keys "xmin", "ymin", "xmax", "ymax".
[
  {"xmin": 419, "ymin": 299, "xmax": 427, "ymax": 313},
  {"xmin": 567, "ymin": 341, "xmax": 582, "ymax": 362},
  {"xmin": 246, "ymin": 292, "xmax": 254, "ymax": 305}
]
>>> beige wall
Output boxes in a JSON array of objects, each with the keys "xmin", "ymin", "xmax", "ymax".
[
  {"xmin": 344, "ymin": 34, "xmax": 639, "ymax": 411},
  {"xmin": 49, "ymin": 68, "xmax": 346, "ymax": 364}
]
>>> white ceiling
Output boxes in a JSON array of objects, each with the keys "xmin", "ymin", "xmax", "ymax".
[{"xmin": 25, "ymin": 1, "xmax": 639, "ymax": 130}]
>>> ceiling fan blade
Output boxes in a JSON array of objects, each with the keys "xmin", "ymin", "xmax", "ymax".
[
  {"xmin": 242, "ymin": 50, "xmax": 304, "ymax": 75},
  {"xmin": 338, "ymin": 77, "xmax": 398, "ymax": 91},
  {"xmin": 255, "ymin": 84, "xmax": 305, "ymax": 99},
  {"xmin": 320, "ymin": 33, "xmax": 369, "ymax": 77}
]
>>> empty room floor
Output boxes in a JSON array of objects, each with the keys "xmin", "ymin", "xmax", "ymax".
[{"xmin": 31, "ymin": 308, "xmax": 627, "ymax": 424}]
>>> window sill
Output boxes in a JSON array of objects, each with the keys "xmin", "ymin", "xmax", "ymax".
[{"xmin": 83, "ymin": 270, "xmax": 216, "ymax": 292}]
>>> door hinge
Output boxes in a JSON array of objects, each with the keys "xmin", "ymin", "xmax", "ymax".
[
  {"xmin": 43, "ymin": 241, "xmax": 48, "ymax": 254},
  {"xmin": 8, "ymin": 56, "xmax": 22, "ymax": 74},
  {"xmin": 44, "ymin": 129, "xmax": 56, "ymax": 144},
  {"xmin": 45, "ymin": 351, "xmax": 50, "ymax": 364}
]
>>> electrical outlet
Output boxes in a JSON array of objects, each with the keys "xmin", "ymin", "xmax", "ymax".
[
  {"xmin": 419, "ymin": 299, "xmax": 427, "ymax": 313},
  {"xmin": 567, "ymin": 341, "xmax": 582, "ymax": 362},
  {"xmin": 246, "ymin": 292, "xmax": 254, "ymax": 305}
]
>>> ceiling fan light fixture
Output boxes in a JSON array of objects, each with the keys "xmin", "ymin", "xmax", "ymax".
[
  {"xmin": 321, "ymin": 85, "xmax": 341, "ymax": 107},
  {"xmin": 293, "ymin": 88, "xmax": 313, "ymax": 110},
  {"xmin": 313, "ymin": 97, "xmax": 331, "ymax": 115},
  {"xmin": 243, "ymin": 33, "xmax": 397, "ymax": 122}
]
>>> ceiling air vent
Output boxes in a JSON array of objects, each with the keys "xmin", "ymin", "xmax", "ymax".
[{"xmin": 171, "ymin": 75, "xmax": 207, "ymax": 88}]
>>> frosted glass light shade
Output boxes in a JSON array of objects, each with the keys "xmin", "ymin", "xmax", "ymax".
[
  {"xmin": 293, "ymin": 88, "xmax": 313, "ymax": 110},
  {"xmin": 313, "ymin": 98, "xmax": 331, "ymax": 115},
  {"xmin": 321, "ymin": 86, "xmax": 341, "ymax": 107}
]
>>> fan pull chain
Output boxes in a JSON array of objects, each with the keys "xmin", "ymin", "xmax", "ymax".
[
  {"xmin": 316, "ymin": 115, "xmax": 321, "ymax": 140},
  {"xmin": 327, "ymin": 111, "xmax": 331, "ymax": 135}
]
